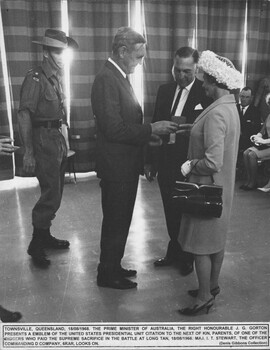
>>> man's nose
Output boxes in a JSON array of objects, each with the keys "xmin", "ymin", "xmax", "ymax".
[{"xmin": 178, "ymin": 71, "xmax": 185, "ymax": 79}]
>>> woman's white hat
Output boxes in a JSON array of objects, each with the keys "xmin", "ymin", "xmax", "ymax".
[{"xmin": 198, "ymin": 50, "xmax": 243, "ymax": 90}]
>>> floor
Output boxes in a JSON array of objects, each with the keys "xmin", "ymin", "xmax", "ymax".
[{"xmin": 0, "ymin": 173, "xmax": 269, "ymax": 325}]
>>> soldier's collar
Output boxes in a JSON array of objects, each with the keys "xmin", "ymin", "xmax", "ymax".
[{"xmin": 42, "ymin": 58, "xmax": 58, "ymax": 79}]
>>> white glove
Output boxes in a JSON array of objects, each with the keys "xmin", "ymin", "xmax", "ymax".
[{"xmin": 181, "ymin": 160, "xmax": 192, "ymax": 177}]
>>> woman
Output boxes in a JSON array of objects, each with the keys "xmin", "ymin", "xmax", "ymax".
[
  {"xmin": 240, "ymin": 97, "xmax": 270, "ymax": 191},
  {"xmin": 178, "ymin": 51, "xmax": 243, "ymax": 315}
]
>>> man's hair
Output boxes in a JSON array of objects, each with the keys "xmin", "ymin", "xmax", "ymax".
[
  {"xmin": 174, "ymin": 46, "xmax": 199, "ymax": 63},
  {"xmin": 112, "ymin": 27, "xmax": 146, "ymax": 55},
  {"xmin": 241, "ymin": 86, "xmax": 253, "ymax": 94}
]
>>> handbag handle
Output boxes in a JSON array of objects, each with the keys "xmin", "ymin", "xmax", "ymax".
[{"xmin": 185, "ymin": 159, "xmax": 217, "ymax": 185}]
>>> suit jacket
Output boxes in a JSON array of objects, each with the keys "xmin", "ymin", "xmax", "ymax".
[
  {"xmin": 91, "ymin": 60, "xmax": 152, "ymax": 181},
  {"xmin": 179, "ymin": 94, "xmax": 240, "ymax": 254},
  {"xmin": 237, "ymin": 104, "xmax": 261, "ymax": 151},
  {"xmin": 148, "ymin": 79, "xmax": 212, "ymax": 183}
]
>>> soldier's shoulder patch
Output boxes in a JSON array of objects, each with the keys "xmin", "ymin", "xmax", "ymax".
[
  {"xmin": 32, "ymin": 70, "xmax": 41, "ymax": 82},
  {"xmin": 27, "ymin": 67, "xmax": 42, "ymax": 82}
]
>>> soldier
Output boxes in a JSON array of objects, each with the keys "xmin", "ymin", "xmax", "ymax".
[{"xmin": 17, "ymin": 29, "xmax": 78, "ymax": 267}]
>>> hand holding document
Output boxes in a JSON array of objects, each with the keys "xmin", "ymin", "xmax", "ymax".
[{"xmin": 168, "ymin": 116, "xmax": 187, "ymax": 144}]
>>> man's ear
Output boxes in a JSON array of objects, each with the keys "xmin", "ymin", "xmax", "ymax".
[
  {"xmin": 118, "ymin": 46, "xmax": 127, "ymax": 59},
  {"xmin": 171, "ymin": 65, "xmax": 175, "ymax": 80}
]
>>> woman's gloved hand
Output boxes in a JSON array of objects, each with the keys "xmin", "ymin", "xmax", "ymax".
[{"xmin": 181, "ymin": 160, "xmax": 192, "ymax": 177}]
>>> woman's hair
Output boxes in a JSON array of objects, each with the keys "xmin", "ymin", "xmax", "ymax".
[{"xmin": 204, "ymin": 73, "xmax": 229, "ymax": 90}]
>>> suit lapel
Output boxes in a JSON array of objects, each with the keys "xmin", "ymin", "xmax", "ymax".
[
  {"xmin": 166, "ymin": 83, "xmax": 177, "ymax": 119},
  {"xmin": 192, "ymin": 97, "xmax": 220, "ymax": 124},
  {"xmin": 192, "ymin": 94, "xmax": 235, "ymax": 125},
  {"xmin": 182, "ymin": 79, "xmax": 202, "ymax": 122},
  {"xmin": 105, "ymin": 60, "xmax": 141, "ymax": 110},
  {"xmin": 182, "ymin": 79, "xmax": 198, "ymax": 113}
]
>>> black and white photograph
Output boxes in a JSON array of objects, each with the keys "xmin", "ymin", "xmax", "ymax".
[{"xmin": 0, "ymin": 1, "xmax": 269, "ymax": 349}]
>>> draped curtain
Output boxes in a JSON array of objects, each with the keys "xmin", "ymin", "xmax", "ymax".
[
  {"xmin": 1, "ymin": 0, "xmax": 270, "ymax": 180},
  {"xmin": 143, "ymin": 0, "xmax": 246, "ymax": 123},
  {"xmin": 246, "ymin": 0, "xmax": 270, "ymax": 89},
  {"xmin": 68, "ymin": 0, "xmax": 128, "ymax": 171},
  {"xmin": 246, "ymin": 0, "xmax": 270, "ymax": 121},
  {"xmin": 196, "ymin": 0, "xmax": 246, "ymax": 71},
  {"xmin": 143, "ymin": 0, "xmax": 196, "ymax": 123},
  {"xmin": 1, "ymin": 0, "xmax": 61, "ymax": 178},
  {"xmin": 0, "ymin": 56, "xmax": 13, "ymax": 180}
]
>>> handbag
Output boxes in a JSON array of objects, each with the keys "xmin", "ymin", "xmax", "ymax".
[
  {"xmin": 254, "ymin": 143, "xmax": 269, "ymax": 151},
  {"xmin": 171, "ymin": 171, "xmax": 223, "ymax": 218}
]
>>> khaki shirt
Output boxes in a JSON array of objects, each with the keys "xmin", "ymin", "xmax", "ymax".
[{"xmin": 19, "ymin": 58, "xmax": 66, "ymax": 122}]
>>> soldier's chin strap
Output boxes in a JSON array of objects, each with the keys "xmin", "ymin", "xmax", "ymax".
[{"xmin": 47, "ymin": 49, "xmax": 62, "ymax": 72}]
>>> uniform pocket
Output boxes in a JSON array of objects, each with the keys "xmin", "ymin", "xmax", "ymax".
[{"xmin": 45, "ymin": 89, "xmax": 58, "ymax": 101}]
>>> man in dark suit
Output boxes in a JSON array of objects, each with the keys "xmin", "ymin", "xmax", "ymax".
[
  {"xmin": 237, "ymin": 86, "xmax": 261, "ymax": 152},
  {"xmin": 144, "ymin": 47, "xmax": 212, "ymax": 275},
  {"xmin": 91, "ymin": 27, "xmax": 178, "ymax": 290}
]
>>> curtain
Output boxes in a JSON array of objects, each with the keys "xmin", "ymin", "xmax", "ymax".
[
  {"xmin": 246, "ymin": 0, "xmax": 270, "ymax": 121},
  {"xmin": 0, "ymin": 56, "xmax": 13, "ymax": 180},
  {"xmin": 68, "ymin": 0, "xmax": 129, "ymax": 171},
  {"xmin": 1, "ymin": 0, "xmax": 61, "ymax": 177},
  {"xmin": 143, "ymin": 0, "xmax": 247, "ymax": 123},
  {"xmin": 196, "ymin": 0, "xmax": 246, "ymax": 71},
  {"xmin": 1, "ymin": 0, "xmax": 269, "ymax": 178},
  {"xmin": 143, "ymin": 0, "xmax": 196, "ymax": 123}
]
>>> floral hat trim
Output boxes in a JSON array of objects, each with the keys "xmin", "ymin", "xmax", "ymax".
[{"xmin": 198, "ymin": 50, "xmax": 243, "ymax": 90}]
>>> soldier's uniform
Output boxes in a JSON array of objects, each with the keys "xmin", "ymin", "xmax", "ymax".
[
  {"xmin": 18, "ymin": 29, "xmax": 78, "ymax": 267},
  {"xmin": 19, "ymin": 60, "xmax": 67, "ymax": 230}
]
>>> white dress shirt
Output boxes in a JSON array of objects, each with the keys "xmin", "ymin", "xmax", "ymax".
[
  {"xmin": 240, "ymin": 105, "xmax": 248, "ymax": 115},
  {"xmin": 108, "ymin": 57, "xmax": 126, "ymax": 78},
  {"xmin": 171, "ymin": 79, "xmax": 196, "ymax": 116}
]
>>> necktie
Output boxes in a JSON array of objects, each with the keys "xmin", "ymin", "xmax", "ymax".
[
  {"xmin": 239, "ymin": 106, "xmax": 244, "ymax": 117},
  {"xmin": 171, "ymin": 88, "xmax": 183, "ymax": 116}
]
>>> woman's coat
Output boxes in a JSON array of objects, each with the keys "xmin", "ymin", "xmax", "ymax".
[{"xmin": 178, "ymin": 94, "xmax": 240, "ymax": 254}]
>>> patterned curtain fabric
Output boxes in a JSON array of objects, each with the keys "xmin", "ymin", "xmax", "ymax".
[
  {"xmin": 1, "ymin": 0, "xmax": 61, "ymax": 177},
  {"xmin": 246, "ymin": 0, "xmax": 270, "ymax": 88},
  {"xmin": 196, "ymin": 0, "xmax": 246, "ymax": 71},
  {"xmin": 68, "ymin": 0, "xmax": 128, "ymax": 171},
  {"xmin": 1, "ymin": 0, "xmax": 269, "ymax": 179},
  {"xmin": 143, "ymin": 0, "xmax": 246, "ymax": 123},
  {"xmin": 246, "ymin": 0, "xmax": 270, "ymax": 121},
  {"xmin": 0, "ymin": 58, "xmax": 13, "ymax": 180},
  {"xmin": 143, "ymin": 0, "xmax": 196, "ymax": 123}
]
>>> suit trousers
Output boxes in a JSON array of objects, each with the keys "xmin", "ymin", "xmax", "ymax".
[
  {"xmin": 32, "ymin": 127, "xmax": 67, "ymax": 230},
  {"xmin": 158, "ymin": 176, "xmax": 193, "ymax": 264},
  {"xmin": 98, "ymin": 178, "xmax": 139, "ymax": 277}
]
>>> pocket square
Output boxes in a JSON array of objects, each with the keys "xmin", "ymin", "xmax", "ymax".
[{"xmin": 195, "ymin": 104, "xmax": 203, "ymax": 110}]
